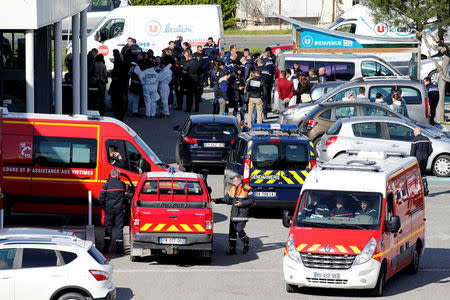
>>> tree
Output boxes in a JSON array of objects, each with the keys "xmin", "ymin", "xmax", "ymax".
[
  {"xmin": 131, "ymin": 0, "xmax": 238, "ymax": 29},
  {"xmin": 362, "ymin": 0, "xmax": 450, "ymax": 123}
]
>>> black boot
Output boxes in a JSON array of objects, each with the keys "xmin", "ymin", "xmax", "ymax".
[
  {"xmin": 226, "ymin": 247, "xmax": 237, "ymax": 255},
  {"xmin": 243, "ymin": 242, "xmax": 250, "ymax": 254},
  {"xmin": 103, "ymin": 238, "xmax": 111, "ymax": 253},
  {"xmin": 115, "ymin": 241, "xmax": 124, "ymax": 254},
  {"xmin": 226, "ymin": 239, "xmax": 237, "ymax": 255}
]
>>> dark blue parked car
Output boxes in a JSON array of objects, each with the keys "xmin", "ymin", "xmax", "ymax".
[{"xmin": 174, "ymin": 115, "xmax": 241, "ymax": 171}]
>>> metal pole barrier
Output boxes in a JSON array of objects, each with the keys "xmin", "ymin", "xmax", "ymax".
[
  {"xmin": 0, "ymin": 209, "xmax": 3, "ymax": 229},
  {"xmin": 88, "ymin": 190, "xmax": 92, "ymax": 226}
]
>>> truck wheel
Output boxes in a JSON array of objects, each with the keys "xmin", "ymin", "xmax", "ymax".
[
  {"xmin": 201, "ymin": 249, "xmax": 212, "ymax": 264},
  {"xmin": 371, "ymin": 266, "xmax": 386, "ymax": 297},
  {"xmin": 285, "ymin": 283, "xmax": 298, "ymax": 293},
  {"xmin": 407, "ymin": 247, "xmax": 420, "ymax": 274},
  {"xmin": 432, "ymin": 154, "xmax": 450, "ymax": 177}
]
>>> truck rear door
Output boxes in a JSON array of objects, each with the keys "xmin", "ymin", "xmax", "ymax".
[
  {"xmin": 250, "ymin": 140, "xmax": 315, "ymax": 205},
  {"xmin": 135, "ymin": 178, "xmax": 212, "ymax": 238}
]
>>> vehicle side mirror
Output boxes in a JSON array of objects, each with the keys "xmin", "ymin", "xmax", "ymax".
[
  {"xmin": 388, "ymin": 216, "xmax": 401, "ymax": 233},
  {"xmin": 282, "ymin": 210, "xmax": 292, "ymax": 228},
  {"xmin": 172, "ymin": 125, "xmax": 180, "ymax": 131},
  {"xmin": 207, "ymin": 187, "xmax": 212, "ymax": 195},
  {"xmin": 94, "ymin": 31, "xmax": 101, "ymax": 42}
]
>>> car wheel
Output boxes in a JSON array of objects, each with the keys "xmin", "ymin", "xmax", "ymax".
[
  {"xmin": 371, "ymin": 265, "xmax": 386, "ymax": 297},
  {"xmin": 432, "ymin": 154, "xmax": 450, "ymax": 177},
  {"xmin": 408, "ymin": 246, "xmax": 420, "ymax": 274},
  {"xmin": 286, "ymin": 283, "xmax": 298, "ymax": 293},
  {"xmin": 313, "ymin": 135, "xmax": 323, "ymax": 152},
  {"xmin": 57, "ymin": 292, "xmax": 88, "ymax": 300},
  {"xmin": 429, "ymin": 70, "xmax": 439, "ymax": 86}
]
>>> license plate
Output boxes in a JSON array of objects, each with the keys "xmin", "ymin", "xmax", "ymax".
[
  {"xmin": 313, "ymin": 272, "xmax": 340, "ymax": 279},
  {"xmin": 255, "ymin": 191, "xmax": 277, "ymax": 197},
  {"xmin": 159, "ymin": 237, "xmax": 186, "ymax": 245},
  {"xmin": 204, "ymin": 142, "xmax": 225, "ymax": 148}
]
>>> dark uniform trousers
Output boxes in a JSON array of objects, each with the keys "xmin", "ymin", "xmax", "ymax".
[
  {"xmin": 104, "ymin": 211, "xmax": 124, "ymax": 245},
  {"xmin": 224, "ymin": 184, "xmax": 254, "ymax": 249}
]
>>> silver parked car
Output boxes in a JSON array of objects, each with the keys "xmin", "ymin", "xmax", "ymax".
[
  {"xmin": 318, "ymin": 116, "xmax": 450, "ymax": 177},
  {"xmin": 279, "ymin": 76, "xmax": 430, "ymax": 126}
]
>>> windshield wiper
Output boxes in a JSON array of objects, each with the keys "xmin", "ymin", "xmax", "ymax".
[{"xmin": 338, "ymin": 223, "xmax": 368, "ymax": 230}]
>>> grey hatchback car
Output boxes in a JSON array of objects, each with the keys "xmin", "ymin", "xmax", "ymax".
[
  {"xmin": 318, "ymin": 116, "xmax": 450, "ymax": 177},
  {"xmin": 279, "ymin": 76, "xmax": 430, "ymax": 126}
]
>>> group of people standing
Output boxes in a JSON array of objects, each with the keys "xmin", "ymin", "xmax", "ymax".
[{"xmin": 86, "ymin": 36, "xmax": 220, "ymax": 120}]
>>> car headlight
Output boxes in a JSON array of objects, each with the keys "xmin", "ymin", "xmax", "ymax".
[
  {"xmin": 353, "ymin": 237, "xmax": 377, "ymax": 265},
  {"xmin": 286, "ymin": 234, "xmax": 302, "ymax": 263}
]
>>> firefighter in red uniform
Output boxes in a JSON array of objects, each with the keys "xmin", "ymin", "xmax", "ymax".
[
  {"xmin": 99, "ymin": 169, "xmax": 126, "ymax": 253},
  {"xmin": 220, "ymin": 174, "xmax": 254, "ymax": 255}
]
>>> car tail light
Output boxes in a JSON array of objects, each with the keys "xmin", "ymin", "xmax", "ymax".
[
  {"xmin": 133, "ymin": 212, "xmax": 140, "ymax": 230},
  {"xmin": 206, "ymin": 214, "xmax": 213, "ymax": 230},
  {"xmin": 183, "ymin": 136, "xmax": 197, "ymax": 144},
  {"xmin": 89, "ymin": 270, "xmax": 109, "ymax": 281},
  {"xmin": 305, "ymin": 120, "xmax": 318, "ymax": 129},
  {"xmin": 310, "ymin": 159, "xmax": 316, "ymax": 169},
  {"xmin": 243, "ymin": 158, "xmax": 251, "ymax": 183},
  {"xmin": 325, "ymin": 136, "xmax": 338, "ymax": 146},
  {"xmin": 425, "ymin": 97, "xmax": 429, "ymax": 118}
]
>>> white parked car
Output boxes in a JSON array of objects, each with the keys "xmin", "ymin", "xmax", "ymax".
[
  {"xmin": 318, "ymin": 116, "xmax": 450, "ymax": 177},
  {"xmin": 0, "ymin": 228, "xmax": 115, "ymax": 300}
]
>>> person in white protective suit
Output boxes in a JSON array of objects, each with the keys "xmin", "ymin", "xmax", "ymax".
[
  {"xmin": 157, "ymin": 61, "xmax": 173, "ymax": 118},
  {"xmin": 139, "ymin": 61, "xmax": 160, "ymax": 119}
]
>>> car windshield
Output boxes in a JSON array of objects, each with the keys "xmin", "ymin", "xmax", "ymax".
[
  {"xmin": 189, "ymin": 124, "xmax": 237, "ymax": 137},
  {"xmin": 294, "ymin": 190, "xmax": 383, "ymax": 230},
  {"xmin": 134, "ymin": 134, "xmax": 163, "ymax": 165},
  {"xmin": 252, "ymin": 142, "xmax": 309, "ymax": 170},
  {"xmin": 327, "ymin": 17, "xmax": 345, "ymax": 29}
]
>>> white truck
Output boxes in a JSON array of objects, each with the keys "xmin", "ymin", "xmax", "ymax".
[
  {"xmin": 328, "ymin": 4, "xmax": 449, "ymax": 58},
  {"xmin": 68, "ymin": 5, "xmax": 224, "ymax": 70}
]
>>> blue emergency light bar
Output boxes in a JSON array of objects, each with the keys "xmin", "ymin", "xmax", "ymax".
[{"xmin": 251, "ymin": 124, "xmax": 298, "ymax": 131}]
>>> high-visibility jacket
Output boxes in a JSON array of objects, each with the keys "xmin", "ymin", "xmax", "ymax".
[{"xmin": 223, "ymin": 184, "xmax": 254, "ymax": 221}]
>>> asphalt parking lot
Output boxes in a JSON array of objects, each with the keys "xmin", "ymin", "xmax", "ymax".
[{"xmin": 99, "ymin": 90, "xmax": 450, "ymax": 300}]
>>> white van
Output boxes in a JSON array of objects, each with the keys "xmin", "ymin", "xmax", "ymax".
[
  {"xmin": 282, "ymin": 151, "xmax": 425, "ymax": 296},
  {"xmin": 328, "ymin": 4, "xmax": 449, "ymax": 57},
  {"xmin": 71, "ymin": 5, "xmax": 224, "ymax": 70}
]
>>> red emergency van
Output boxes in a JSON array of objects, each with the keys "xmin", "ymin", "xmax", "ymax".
[
  {"xmin": 1, "ymin": 112, "xmax": 166, "ymax": 215},
  {"xmin": 282, "ymin": 152, "xmax": 425, "ymax": 296},
  {"xmin": 130, "ymin": 169, "xmax": 213, "ymax": 262}
]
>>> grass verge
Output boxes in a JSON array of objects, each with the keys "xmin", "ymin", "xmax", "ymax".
[{"xmin": 224, "ymin": 29, "xmax": 291, "ymax": 35}]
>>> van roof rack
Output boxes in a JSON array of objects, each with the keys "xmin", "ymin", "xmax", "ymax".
[
  {"xmin": 319, "ymin": 159, "xmax": 381, "ymax": 172},
  {"xmin": 346, "ymin": 150, "xmax": 407, "ymax": 159}
]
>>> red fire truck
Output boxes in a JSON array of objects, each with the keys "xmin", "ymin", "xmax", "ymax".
[
  {"xmin": 130, "ymin": 169, "xmax": 213, "ymax": 262},
  {"xmin": 1, "ymin": 112, "xmax": 166, "ymax": 215}
]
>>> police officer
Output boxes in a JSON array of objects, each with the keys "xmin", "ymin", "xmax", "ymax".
[
  {"xmin": 218, "ymin": 175, "xmax": 254, "ymax": 255},
  {"xmin": 99, "ymin": 169, "xmax": 126, "ymax": 253},
  {"xmin": 245, "ymin": 69, "xmax": 266, "ymax": 127},
  {"xmin": 410, "ymin": 127, "xmax": 433, "ymax": 177},
  {"xmin": 424, "ymin": 77, "xmax": 439, "ymax": 125}
]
